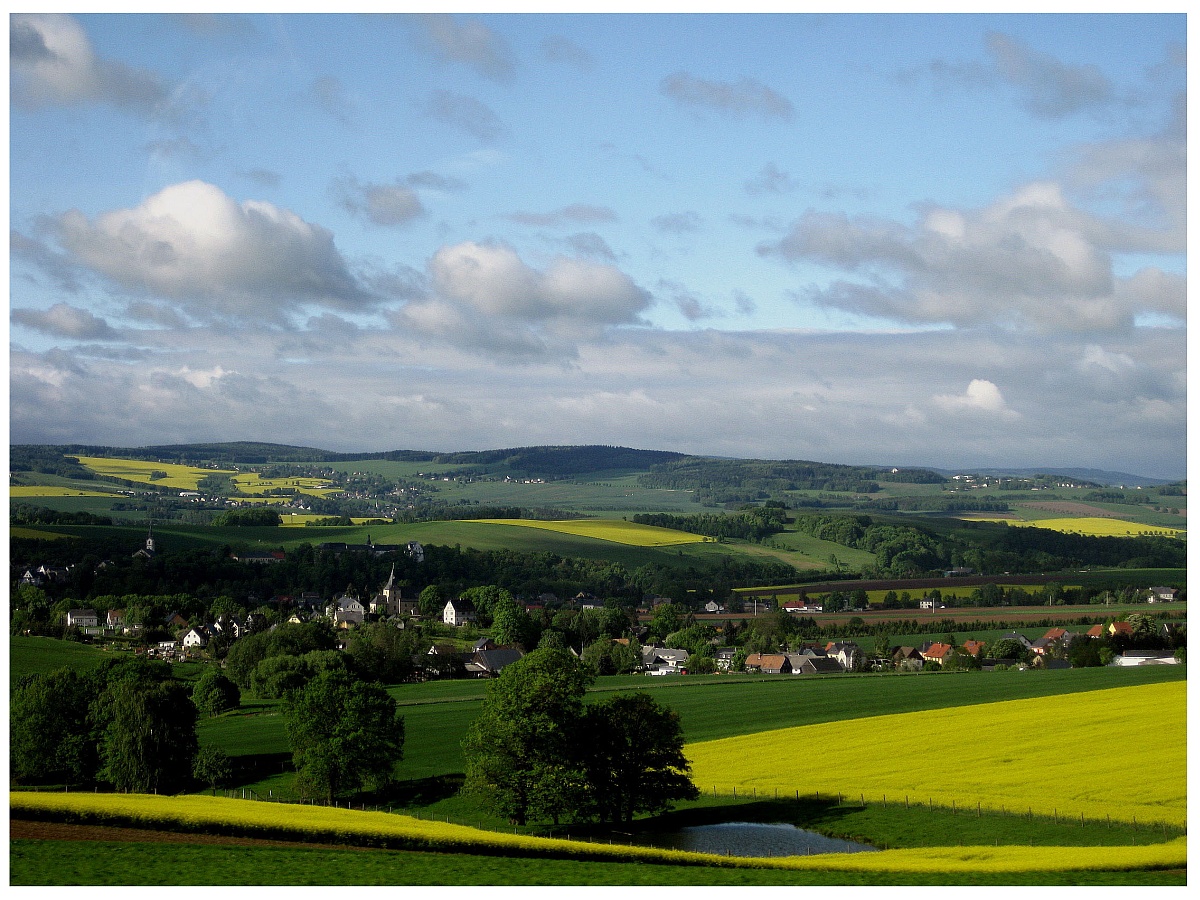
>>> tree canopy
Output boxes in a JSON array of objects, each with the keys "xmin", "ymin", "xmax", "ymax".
[
  {"xmin": 285, "ymin": 669, "xmax": 405, "ymax": 802},
  {"xmin": 461, "ymin": 647, "xmax": 698, "ymax": 826}
]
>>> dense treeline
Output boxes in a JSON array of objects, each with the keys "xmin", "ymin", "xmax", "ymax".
[
  {"xmin": 12, "ymin": 503, "xmax": 113, "ymax": 527},
  {"xmin": 11, "ymin": 533, "xmax": 799, "ymax": 614},
  {"xmin": 637, "ymin": 458, "xmax": 889, "ymax": 504},
  {"xmin": 632, "ymin": 507, "xmax": 787, "ymax": 541},
  {"xmin": 855, "ymin": 497, "xmax": 1011, "ymax": 512},
  {"xmin": 11, "ymin": 657, "xmax": 198, "ymax": 791},
  {"xmin": 9, "ymin": 446, "xmax": 95, "ymax": 477},
  {"xmin": 792, "ymin": 512, "xmax": 1186, "ymax": 577},
  {"xmin": 635, "ymin": 458, "xmax": 945, "ymax": 505}
]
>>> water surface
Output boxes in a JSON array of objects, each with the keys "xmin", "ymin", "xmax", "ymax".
[{"xmin": 640, "ymin": 821, "xmax": 879, "ymax": 857}]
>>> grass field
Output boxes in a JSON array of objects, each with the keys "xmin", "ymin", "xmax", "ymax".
[
  {"xmin": 470, "ymin": 518, "xmax": 708, "ymax": 546},
  {"xmin": 9, "ymin": 636, "xmax": 111, "ymax": 680},
  {"xmin": 73, "ymin": 456, "xmax": 235, "ymax": 491},
  {"xmin": 11, "ymin": 837, "xmax": 1181, "ymax": 886},
  {"xmin": 687, "ymin": 681, "xmax": 1186, "ymax": 827},
  {"xmin": 10, "ymin": 486, "xmax": 125, "ymax": 498},
  {"xmin": 10, "ymin": 526, "xmax": 71, "ymax": 540}
]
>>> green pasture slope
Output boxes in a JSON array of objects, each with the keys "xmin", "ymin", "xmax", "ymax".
[{"xmin": 9, "ymin": 635, "xmax": 109, "ymax": 679}]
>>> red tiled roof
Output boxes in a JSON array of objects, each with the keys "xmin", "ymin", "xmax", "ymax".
[{"xmin": 922, "ymin": 642, "xmax": 954, "ymax": 660}]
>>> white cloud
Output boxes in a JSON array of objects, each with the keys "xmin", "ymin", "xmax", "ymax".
[
  {"xmin": 986, "ymin": 31, "xmax": 1117, "ymax": 119},
  {"xmin": 334, "ymin": 177, "xmax": 426, "ymax": 227},
  {"xmin": 762, "ymin": 178, "xmax": 1181, "ymax": 333},
  {"xmin": 413, "ymin": 14, "xmax": 515, "ymax": 83},
  {"xmin": 385, "ymin": 242, "xmax": 651, "ymax": 358},
  {"xmin": 54, "ymin": 180, "xmax": 370, "ymax": 320},
  {"xmin": 10, "ymin": 14, "xmax": 171, "ymax": 116},
  {"xmin": 11, "ymin": 302, "xmax": 118, "ymax": 340},
  {"xmin": 427, "ymin": 90, "xmax": 507, "ymax": 142},
  {"xmin": 660, "ymin": 71, "xmax": 794, "ymax": 121},
  {"xmin": 933, "ymin": 379, "xmax": 1018, "ymax": 418},
  {"xmin": 8, "ymin": 324, "xmax": 1185, "ymax": 478},
  {"xmin": 175, "ymin": 366, "xmax": 229, "ymax": 389}
]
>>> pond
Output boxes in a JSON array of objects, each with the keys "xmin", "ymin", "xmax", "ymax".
[{"xmin": 638, "ymin": 821, "xmax": 880, "ymax": 857}]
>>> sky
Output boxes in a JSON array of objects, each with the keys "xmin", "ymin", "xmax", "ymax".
[{"xmin": 7, "ymin": 11, "xmax": 1188, "ymax": 478}]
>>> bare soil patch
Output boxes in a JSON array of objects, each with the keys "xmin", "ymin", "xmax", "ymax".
[{"xmin": 10, "ymin": 817, "xmax": 363, "ymax": 851}]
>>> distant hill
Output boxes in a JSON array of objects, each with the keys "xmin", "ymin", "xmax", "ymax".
[
  {"xmin": 12, "ymin": 441, "xmax": 1176, "ymax": 489},
  {"xmin": 932, "ymin": 467, "xmax": 1176, "ymax": 488}
]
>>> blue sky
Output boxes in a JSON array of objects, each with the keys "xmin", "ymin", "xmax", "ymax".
[{"xmin": 8, "ymin": 12, "xmax": 1187, "ymax": 478}]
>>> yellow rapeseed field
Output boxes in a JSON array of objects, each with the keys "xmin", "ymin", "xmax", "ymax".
[
  {"xmin": 963, "ymin": 516, "xmax": 1184, "ymax": 539},
  {"xmin": 74, "ymin": 456, "xmax": 236, "ymax": 491},
  {"xmin": 687, "ymin": 681, "xmax": 1185, "ymax": 827},
  {"xmin": 231, "ymin": 475, "xmax": 342, "ymax": 499},
  {"xmin": 471, "ymin": 518, "xmax": 706, "ymax": 547},
  {"xmin": 10, "ymin": 792, "xmax": 1185, "ymax": 874}
]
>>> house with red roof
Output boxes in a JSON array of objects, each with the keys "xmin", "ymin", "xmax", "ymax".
[{"xmin": 921, "ymin": 642, "xmax": 955, "ymax": 664}]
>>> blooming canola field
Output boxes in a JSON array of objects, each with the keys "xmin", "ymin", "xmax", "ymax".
[{"xmin": 686, "ymin": 681, "xmax": 1185, "ymax": 827}]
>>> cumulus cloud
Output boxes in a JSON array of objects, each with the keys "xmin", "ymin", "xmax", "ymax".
[
  {"xmin": 333, "ymin": 176, "xmax": 426, "ymax": 227},
  {"xmin": 412, "ymin": 14, "xmax": 515, "ymax": 83},
  {"xmin": 564, "ymin": 232, "xmax": 617, "ymax": 262},
  {"xmin": 406, "ymin": 170, "xmax": 467, "ymax": 192},
  {"xmin": 898, "ymin": 31, "xmax": 1125, "ymax": 121},
  {"xmin": 660, "ymin": 71, "xmax": 794, "ymax": 121},
  {"xmin": 933, "ymin": 379, "xmax": 1018, "ymax": 418},
  {"xmin": 761, "ymin": 180, "xmax": 1180, "ymax": 332},
  {"xmin": 506, "ymin": 204, "xmax": 617, "ymax": 227},
  {"xmin": 1065, "ymin": 112, "xmax": 1185, "ymax": 253},
  {"xmin": 745, "ymin": 162, "xmax": 797, "ymax": 195},
  {"xmin": 53, "ymin": 180, "xmax": 370, "ymax": 320},
  {"xmin": 311, "ymin": 75, "xmax": 355, "ymax": 126},
  {"xmin": 541, "ymin": 35, "xmax": 594, "ymax": 71},
  {"xmin": 11, "ymin": 302, "xmax": 118, "ymax": 340},
  {"xmin": 10, "ymin": 13, "xmax": 171, "ymax": 116},
  {"xmin": 392, "ymin": 241, "xmax": 650, "ymax": 357},
  {"xmin": 986, "ymin": 31, "xmax": 1117, "ymax": 119},
  {"xmin": 427, "ymin": 89, "xmax": 507, "ymax": 142},
  {"xmin": 652, "ymin": 211, "xmax": 702, "ymax": 234}
]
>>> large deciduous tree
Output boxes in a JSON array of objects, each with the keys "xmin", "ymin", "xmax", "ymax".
[
  {"xmin": 191, "ymin": 667, "xmax": 241, "ymax": 717},
  {"xmin": 461, "ymin": 647, "xmax": 592, "ymax": 825},
  {"xmin": 10, "ymin": 669, "xmax": 97, "ymax": 785},
  {"xmin": 285, "ymin": 670, "xmax": 405, "ymax": 802},
  {"xmin": 98, "ymin": 678, "xmax": 199, "ymax": 793},
  {"xmin": 581, "ymin": 692, "xmax": 698, "ymax": 824}
]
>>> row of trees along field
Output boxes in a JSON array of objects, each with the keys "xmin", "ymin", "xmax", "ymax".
[
  {"xmin": 11, "ymin": 645, "xmax": 699, "ymax": 820},
  {"xmin": 10, "ymin": 654, "xmax": 404, "ymax": 802}
]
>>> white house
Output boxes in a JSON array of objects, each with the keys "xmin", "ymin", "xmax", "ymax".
[
  {"xmin": 444, "ymin": 597, "xmax": 477, "ymax": 627},
  {"xmin": 330, "ymin": 595, "xmax": 366, "ymax": 627},
  {"xmin": 66, "ymin": 609, "xmax": 99, "ymax": 629},
  {"xmin": 182, "ymin": 627, "xmax": 209, "ymax": 649}
]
